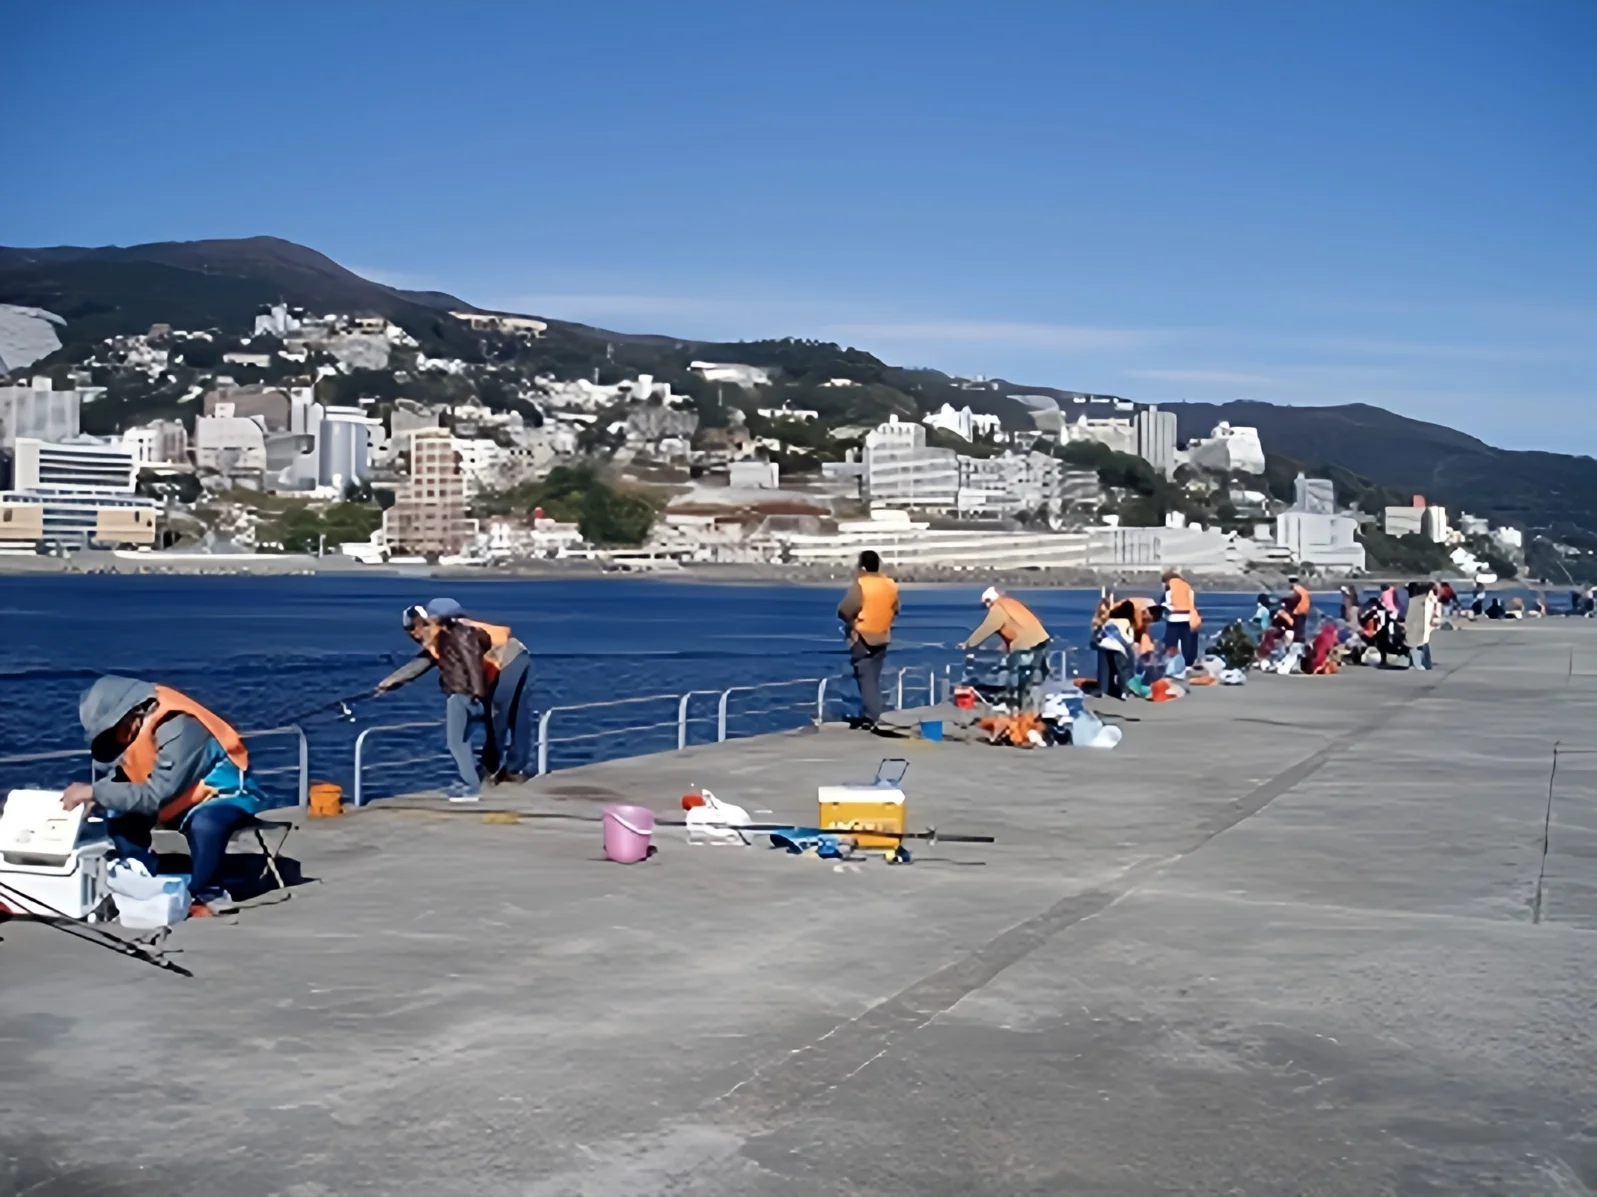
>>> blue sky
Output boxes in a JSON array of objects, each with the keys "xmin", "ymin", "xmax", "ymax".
[{"xmin": 5, "ymin": 1, "xmax": 1593, "ymax": 451}]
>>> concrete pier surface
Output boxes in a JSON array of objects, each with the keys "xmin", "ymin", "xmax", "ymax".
[{"xmin": 3, "ymin": 621, "xmax": 1596, "ymax": 1195}]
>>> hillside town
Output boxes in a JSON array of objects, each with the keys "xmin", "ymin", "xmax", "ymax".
[{"xmin": 0, "ymin": 301, "xmax": 1527, "ymax": 579}]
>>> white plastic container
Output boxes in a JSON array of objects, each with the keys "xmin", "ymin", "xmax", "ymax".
[
  {"xmin": 108, "ymin": 867, "xmax": 190, "ymax": 929},
  {"xmin": 0, "ymin": 839, "xmax": 115, "ymax": 920},
  {"xmin": 0, "ymin": 790, "xmax": 114, "ymax": 921}
]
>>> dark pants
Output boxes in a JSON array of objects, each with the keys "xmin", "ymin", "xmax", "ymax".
[
  {"xmin": 485, "ymin": 652, "xmax": 532, "ymax": 776},
  {"xmin": 1163, "ymin": 620, "xmax": 1198, "ymax": 666},
  {"xmin": 850, "ymin": 640, "xmax": 888, "ymax": 724},
  {"xmin": 1096, "ymin": 647, "xmax": 1130, "ymax": 699},
  {"xmin": 108, "ymin": 803, "xmax": 256, "ymax": 902},
  {"xmin": 1292, "ymin": 613, "xmax": 1309, "ymax": 641}
]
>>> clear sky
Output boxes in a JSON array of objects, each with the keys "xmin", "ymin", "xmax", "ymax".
[{"xmin": 5, "ymin": 1, "xmax": 1593, "ymax": 451}]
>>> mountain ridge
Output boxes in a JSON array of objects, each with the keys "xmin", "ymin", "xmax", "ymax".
[{"xmin": 2, "ymin": 236, "xmax": 1592, "ymax": 559}]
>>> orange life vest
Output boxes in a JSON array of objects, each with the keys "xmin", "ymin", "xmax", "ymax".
[
  {"xmin": 1166, "ymin": 576, "xmax": 1203, "ymax": 630},
  {"xmin": 1290, "ymin": 584, "xmax": 1312, "ymax": 616},
  {"xmin": 420, "ymin": 618, "xmax": 516, "ymax": 679},
  {"xmin": 853, "ymin": 574, "xmax": 899, "ymax": 638},
  {"xmin": 120, "ymin": 685, "xmax": 249, "ymax": 827},
  {"xmin": 992, "ymin": 595, "xmax": 1048, "ymax": 649}
]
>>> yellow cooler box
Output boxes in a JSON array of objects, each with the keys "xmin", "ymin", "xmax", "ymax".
[{"xmin": 818, "ymin": 759, "xmax": 907, "ymax": 849}]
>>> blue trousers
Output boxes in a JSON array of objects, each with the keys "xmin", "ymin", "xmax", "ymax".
[
  {"xmin": 486, "ymin": 653, "xmax": 533, "ymax": 775},
  {"xmin": 445, "ymin": 693, "xmax": 484, "ymax": 790},
  {"xmin": 108, "ymin": 802, "xmax": 256, "ymax": 901}
]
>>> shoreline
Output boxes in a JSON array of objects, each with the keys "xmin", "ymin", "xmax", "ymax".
[{"xmin": 0, "ymin": 550, "xmax": 1535, "ymax": 592}]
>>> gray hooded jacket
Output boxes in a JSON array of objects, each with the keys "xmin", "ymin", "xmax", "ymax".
[{"xmin": 81, "ymin": 676, "xmax": 217, "ymax": 817}]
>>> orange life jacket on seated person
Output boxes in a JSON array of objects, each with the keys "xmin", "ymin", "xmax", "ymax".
[
  {"xmin": 119, "ymin": 685, "xmax": 250, "ymax": 827},
  {"xmin": 854, "ymin": 574, "xmax": 899, "ymax": 639},
  {"xmin": 419, "ymin": 618, "xmax": 516, "ymax": 681}
]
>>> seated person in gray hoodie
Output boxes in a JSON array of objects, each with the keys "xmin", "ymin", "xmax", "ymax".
[{"xmin": 62, "ymin": 676, "xmax": 266, "ymax": 915}]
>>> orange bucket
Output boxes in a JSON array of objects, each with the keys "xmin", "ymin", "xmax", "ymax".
[{"xmin": 308, "ymin": 781, "xmax": 343, "ymax": 818}]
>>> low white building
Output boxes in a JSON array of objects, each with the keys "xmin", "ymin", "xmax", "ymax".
[
  {"xmin": 1186, "ymin": 422, "xmax": 1266, "ymax": 475},
  {"xmin": 1384, "ymin": 505, "xmax": 1424, "ymax": 537},
  {"xmin": 1062, "ymin": 415, "xmax": 1138, "ymax": 456},
  {"xmin": 758, "ymin": 404, "xmax": 820, "ymax": 422},
  {"xmin": 690, "ymin": 361, "xmax": 772, "ymax": 388},
  {"xmin": 862, "ymin": 416, "xmax": 959, "ymax": 509},
  {"xmin": 728, "ymin": 461, "xmax": 780, "ymax": 489}
]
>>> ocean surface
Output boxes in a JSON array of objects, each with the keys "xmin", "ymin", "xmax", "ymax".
[{"xmin": 0, "ymin": 576, "xmax": 1263, "ymax": 801}]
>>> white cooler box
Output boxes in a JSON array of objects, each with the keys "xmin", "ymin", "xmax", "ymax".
[{"xmin": 0, "ymin": 789, "xmax": 115, "ymax": 921}]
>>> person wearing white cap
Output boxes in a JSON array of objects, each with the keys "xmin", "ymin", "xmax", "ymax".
[
  {"xmin": 961, "ymin": 587, "xmax": 1050, "ymax": 654},
  {"xmin": 961, "ymin": 587, "xmax": 1052, "ymax": 710}
]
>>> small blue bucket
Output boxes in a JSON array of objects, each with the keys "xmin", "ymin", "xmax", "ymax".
[{"xmin": 919, "ymin": 720, "xmax": 944, "ymax": 742}]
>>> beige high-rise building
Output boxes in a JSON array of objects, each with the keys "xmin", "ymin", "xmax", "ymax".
[{"xmin": 382, "ymin": 427, "xmax": 476, "ymax": 558}]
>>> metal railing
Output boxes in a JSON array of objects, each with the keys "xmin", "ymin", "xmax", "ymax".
[
  {"xmin": 352, "ymin": 719, "xmax": 445, "ymax": 807},
  {"xmin": 0, "ymin": 724, "xmax": 308, "ymax": 809},
  {"xmin": 352, "ymin": 674, "xmax": 862, "ymax": 804},
  {"xmin": 348, "ymin": 650, "xmax": 1064, "ymax": 805}
]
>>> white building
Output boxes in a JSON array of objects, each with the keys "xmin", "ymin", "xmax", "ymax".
[
  {"xmin": 1135, "ymin": 406, "xmax": 1177, "ymax": 478},
  {"xmin": 1421, "ymin": 505, "xmax": 1450, "ymax": 543},
  {"xmin": 728, "ymin": 461, "xmax": 780, "ymax": 489},
  {"xmin": 1062, "ymin": 415, "xmax": 1137, "ymax": 456},
  {"xmin": 1186, "ymin": 422, "xmax": 1266, "ymax": 475},
  {"xmin": 1384, "ymin": 505, "xmax": 1424, "ymax": 537},
  {"xmin": 120, "ymin": 420, "xmax": 189, "ymax": 467},
  {"xmin": 318, "ymin": 406, "xmax": 377, "ymax": 492},
  {"xmin": 0, "ymin": 376, "xmax": 84, "ymax": 450},
  {"xmin": 452, "ymin": 437, "xmax": 510, "ymax": 500},
  {"xmin": 758, "ymin": 404, "xmax": 820, "ymax": 423},
  {"xmin": 3, "ymin": 436, "xmax": 158, "ymax": 549},
  {"xmin": 194, "ymin": 413, "xmax": 268, "ymax": 476},
  {"xmin": 1272, "ymin": 474, "xmax": 1365, "ymax": 572},
  {"xmin": 254, "ymin": 303, "xmax": 304, "ymax": 338},
  {"xmin": 955, "ymin": 452, "xmax": 1060, "ymax": 518},
  {"xmin": 863, "ymin": 416, "xmax": 959, "ymax": 509},
  {"xmin": 690, "ymin": 361, "xmax": 772, "ymax": 388}
]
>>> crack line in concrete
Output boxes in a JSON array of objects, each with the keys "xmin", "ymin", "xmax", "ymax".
[{"xmin": 1533, "ymin": 742, "xmax": 1560, "ymax": 926}]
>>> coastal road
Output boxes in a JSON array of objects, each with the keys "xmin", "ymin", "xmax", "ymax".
[{"xmin": 2, "ymin": 621, "xmax": 1594, "ymax": 1195}]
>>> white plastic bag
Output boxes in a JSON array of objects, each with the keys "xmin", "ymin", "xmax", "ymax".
[
  {"xmin": 1072, "ymin": 710, "xmax": 1124, "ymax": 749},
  {"xmin": 108, "ymin": 862, "xmax": 190, "ymax": 929},
  {"xmin": 684, "ymin": 789, "xmax": 752, "ymax": 845}
]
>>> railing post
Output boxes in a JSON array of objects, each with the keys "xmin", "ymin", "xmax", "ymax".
[
  {"xmin": 717, "ymin": 689, "xmax": 731, "ymax": 742},
  {"xmin": 295, "ymin": 724, "xmax": 309, "ymax": 810},
  {"xmin": 537, "ymin": 709, "xmax": 554, "ymax": 776},
  {"xmin": 677, "ymin": 692, "xmax": 692, "ymax": 751},
  {"xmin": 896, "ymin": 668, "xmax": 905, "ymax": 711},
  {"xmin": 353, "ymin": 727, "xmax": 371, "ymax": 807},
  {"xmin": 815, "ymin": 677, "xmax": 829, "ymax": 723}
]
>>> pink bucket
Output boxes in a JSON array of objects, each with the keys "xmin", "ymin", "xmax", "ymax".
[{"xmin": 602, "ymin": 805, "xmax": 655, "ymax": 863}]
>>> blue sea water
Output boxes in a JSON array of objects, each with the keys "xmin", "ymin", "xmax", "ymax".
[{"xmin": 0, "ymin": 575, "xmax": 1262, "ymax": 801}]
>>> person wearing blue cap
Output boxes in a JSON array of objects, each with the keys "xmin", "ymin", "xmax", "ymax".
[{"xmin": 376, "ymin": 597, "xmax": 523, "ymax": 799}]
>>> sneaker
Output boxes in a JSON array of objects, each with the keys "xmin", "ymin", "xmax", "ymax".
[{"xmin": 446, "ymin": 782, "xmax": 481, "ymax": 803}]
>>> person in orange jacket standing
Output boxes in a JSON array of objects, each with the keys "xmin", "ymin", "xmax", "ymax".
[
  {"xmin": 1287, "ymin": 575, "xmax": 1314, "ymax": 642},
  {"xmin": 1161, "ymin": 568, "xmax": 1202, "ymax": 667},
  {"xmin": 836, "ymin": 550, "xmax": 899, "ymax": 730}
]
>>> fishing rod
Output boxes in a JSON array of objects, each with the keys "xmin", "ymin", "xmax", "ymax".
[
  {"xmin": 274, "ymin": 688, "xmax": 381, "ymax": 728},
  {"xmin": 0, "ymin": 879, "xmax": 193, "ymax": 978},
  {"xmin": 387, "ymin": 806, "xmax": 995, "ymax": 844}
]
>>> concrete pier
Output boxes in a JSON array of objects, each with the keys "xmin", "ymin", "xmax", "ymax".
[{"xmin": 3, "ymin": 621, "xmax": 1596, "ymax": 1195}]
